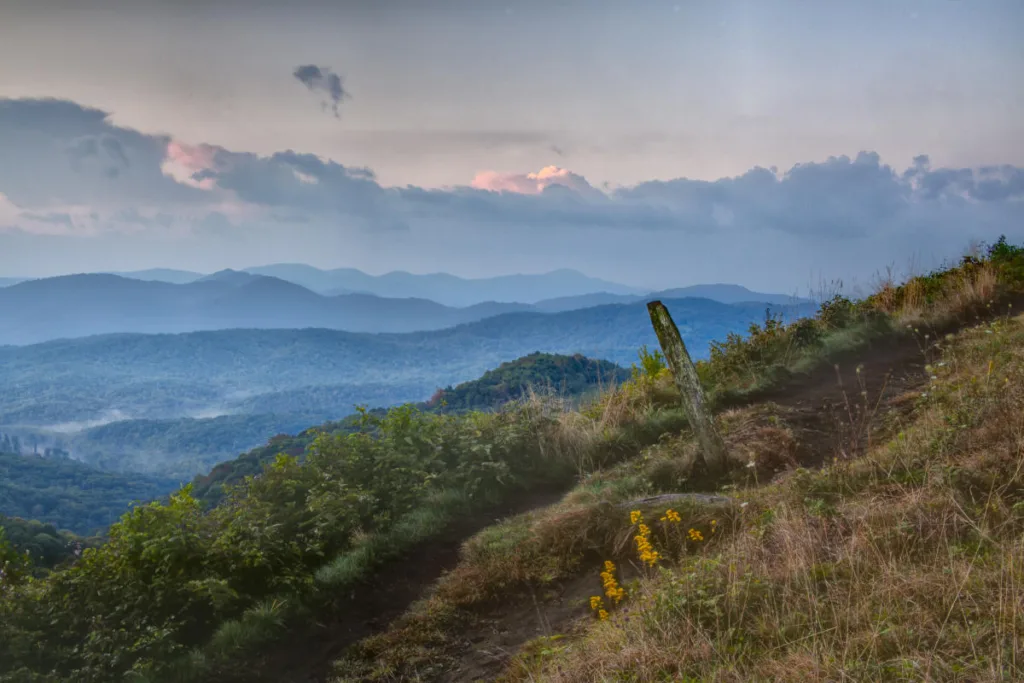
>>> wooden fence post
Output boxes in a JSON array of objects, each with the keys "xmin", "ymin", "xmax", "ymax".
[{"xmin": 646, "ymin": 300, "xmax": 727, "ymax": 474}]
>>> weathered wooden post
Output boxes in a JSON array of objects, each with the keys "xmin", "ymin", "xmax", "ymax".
[{"xmin": 646, "ymin": 301, "xmax": 727, "ymax": 474}]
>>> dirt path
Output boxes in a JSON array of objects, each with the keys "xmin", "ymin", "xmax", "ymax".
[{"xmin": 228, "ymin": 489, "xmax": 565, "ymax": 683}]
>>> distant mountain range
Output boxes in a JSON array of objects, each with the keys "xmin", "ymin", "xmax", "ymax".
[
  {"xmin": 0, "ymin": 270, "xmax": 810, "ymax": 346},
  {"xmin": 239, "ymin": 264, "xmax": 648, "ymax": 305},
  {"xmin": 0, "ymin": 264, "xmax": 807, "ymax": 309}
]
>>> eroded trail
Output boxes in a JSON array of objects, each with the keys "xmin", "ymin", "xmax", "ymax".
[{"xmin": 234, "ymin": 489, "xmax": 565, "ymax": 683}]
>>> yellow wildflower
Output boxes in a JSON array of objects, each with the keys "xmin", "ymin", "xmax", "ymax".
[
  {"xmin": 659, "ymin": 508, "xmax": 682, "ymax": 523},
  {"xmin": 634, "ymin": 522, "xmax": 660, "ymax": 566},
  {"xmin": 630, "ymin": 510, "xmax": 642, "ymax": 525},
  {"xmin": 688, "ymin": 528, "xmax": 704, "ymax": 542},
  {"xmin": 600, "ymin": 560, "xmax": 626, "ymax": 603}
]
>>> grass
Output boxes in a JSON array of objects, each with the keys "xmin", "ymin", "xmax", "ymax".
[{"xmin": 492, "ymin": 314, "xmax": 1024, "ymax": 682}]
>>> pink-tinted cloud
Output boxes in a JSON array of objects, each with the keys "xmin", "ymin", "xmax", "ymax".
[
  {"xmin": 470, "ymin": 165, "xmax": 598, "ymax": 195},
  {"xmin": 161, "ymin": 140, "xmax": 220, "ymax": 190}
]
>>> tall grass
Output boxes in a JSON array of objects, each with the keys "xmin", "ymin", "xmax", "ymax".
[{"xmin": 501, "ymin": 314, "xmax": 1024, "ymax": 682}]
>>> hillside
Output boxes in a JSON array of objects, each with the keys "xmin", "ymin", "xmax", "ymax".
[
  {"xmin": 192, "ymin": 353, "xmax": 632, "ymax": 506},
  {"xmin": 110, "ymin": 268, "xmax": 204, "ymax": 284},
  {"xmin": 0, "ymin": 450, "xmax": 180, "ymax": 535},
  {"xmin": 0, "ymin": 515, "xmax": 94, "ymax": 572},
  {"xmin": 0, "ymin": 239, "xmax": 1021, "ymax": 682},
  {"xmin": 427, "ymin": 352, "xmax": 631, "ymax": 412},
  {"xmin": 533, "ymin": 283, "xmax": 810, "ymax": 312}
]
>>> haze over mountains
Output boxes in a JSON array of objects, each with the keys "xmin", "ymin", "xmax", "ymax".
[
  {"xmin": 0, "ymin": 266, "xmax": 808, "ymax": 346},
  {"xmin": 0, "ymin": 296, "xmax": 814, "ymax": 475}
]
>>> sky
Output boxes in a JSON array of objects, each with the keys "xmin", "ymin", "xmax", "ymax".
[{"xmin": 1, "ymin": 0, "xmax": 1023, "ymax": 293}]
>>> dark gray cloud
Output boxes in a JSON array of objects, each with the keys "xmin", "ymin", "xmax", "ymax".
[
  {"xmin": 292, "ymin": 64, "xmax": 348, "ymax": 118},
  {"xmin": 190, "ymin": 146, "xmax": 405, "ymax": 229},
  {"xmin": 0, "ymin": 98, "xmax": 208, "ymax": 208}
]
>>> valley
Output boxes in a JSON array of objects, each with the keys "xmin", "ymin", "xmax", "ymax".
[{"xmin": 0, "ymin": 294, "xmax": 812, "ymax": 477}]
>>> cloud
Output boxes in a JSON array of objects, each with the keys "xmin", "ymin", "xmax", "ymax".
[
  {"xmin": 2, "ymin": 97, "xmax": 1024, "ymax": 291},
  {"xmin": 292, "ymin": 64, "xmax": 348, "ymax": 118},
  {"xmin": 0, "ymin": 97, "xmax": 207, "ymax": 210}
]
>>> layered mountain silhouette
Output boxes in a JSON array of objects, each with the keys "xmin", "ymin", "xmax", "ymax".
[
  {"xmin": 0, "ymin": 269, "xmax": 809, "ymax": 346},
  {"xmin": 241, "ymin": 264, "xmax": 647, "ymax": 305}
]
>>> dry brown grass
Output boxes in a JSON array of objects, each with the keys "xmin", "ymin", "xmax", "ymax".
[
  {"xmin": 880, "ymin": 261, "xmax": 1002, "ymax": 326},
  {"xmin": 501, "ymin": 316, "xmax": 1024, "ymax": 682}
]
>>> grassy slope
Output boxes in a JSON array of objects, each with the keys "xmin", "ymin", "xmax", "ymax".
[
  {"xmin": 331, "ymin": 244, "xmax": 1024, "ymax": 682},
  {"xmin": 485, "ymin": 313, "xmax": 1024, "ymax": 682}
]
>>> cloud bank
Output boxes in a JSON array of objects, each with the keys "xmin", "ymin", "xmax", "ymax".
[{"xmin": 1, "ymin": 97, "xmax": 1022, "ymax": 292}]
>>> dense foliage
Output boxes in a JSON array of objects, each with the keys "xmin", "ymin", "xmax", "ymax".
[
  {"xmin": 188, "ymin": 412, "xmax": 378, "ymax": 509},
  {"xmin": 0, "ymin": 451, "xmax": 180, "ymax": 536},
  {"xmin": 0, "ymin": 402, "xmax": 576, "ymax": 682},
  {"xmin": 192, "ymin": 354, "xmax": 628, "ymax": 508},
  {"xmin": 0, "ymin": 516, "xmax": 90, "ymax": 572}
]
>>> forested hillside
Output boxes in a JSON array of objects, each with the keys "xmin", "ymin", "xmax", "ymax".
[
  {"xmin": 0, "ymin": 450, "xmax": 181, "ymax": 535},
  {"xmin": 426, "ymin": 352, "xmax": 630, "ymax": 412},
  {"xmin": 0, "ymin": 516, "xmax": 93, "ymax": 572},
  {"xmin": 193, "ymin": 353, "xmax": 630, "ymax": 507}
]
